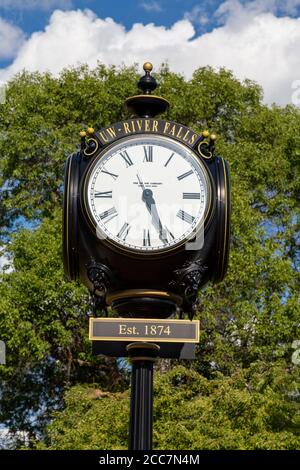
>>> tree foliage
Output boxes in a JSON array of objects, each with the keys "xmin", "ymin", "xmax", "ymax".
[
  {"xmin": 0, "ymin": 63, "xmax": 299, "ymax": 449},
  {"xmin": 37, "ymin": 365, "xmax": 299, "ymax": 450}
]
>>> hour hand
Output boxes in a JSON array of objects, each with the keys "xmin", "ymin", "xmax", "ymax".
[{"xmin": 142, "ymin": 190, "xmax": 167, "ymax": 244}]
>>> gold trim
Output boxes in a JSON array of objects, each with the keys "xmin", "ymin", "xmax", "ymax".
[
  {"xmin": 81, "ymin": 133, "xmax": 214, "ymax": 257},
  {"xmin": 84, "ymin": 138, "xmax": 99, "ymax": 157},
  {"xmin": 125, "ymin": 94, "xmax": 170, "ymax": 106},
  {"xmin": 89, "ymin": 318, "xmax": 200, "ymax": 343},
  {"xmin": 198, "ymin": 141, "xmax": 212, "ymax": 160},
  {"xmin": 106, "ymin": 289, "xmax": 183, "ymax": 306},
  {"xmin": 126, "ymin": 342, "xmax": 160, "ymax": 351}
]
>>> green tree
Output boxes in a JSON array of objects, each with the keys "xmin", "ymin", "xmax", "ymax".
[
  {"xmin": 0, "ymin": 64, "xmax": 299, "ymax": 449},
  {"xmin": 37, "ymin": 366, "xmax": 299, "ymax": 450}
]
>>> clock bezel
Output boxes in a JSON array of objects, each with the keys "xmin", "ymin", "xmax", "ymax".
[{"xmin": 81, "ymin": 133, "xmax": 215, "ymax": 257}]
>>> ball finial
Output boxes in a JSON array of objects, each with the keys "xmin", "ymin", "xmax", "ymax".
[
  {"xmin": 87, "ymin": 127, "xmax": 95, "ymax": 136},
  {"xmin": 210, "ymin": 133, "xmax": 217, "ymax": 141},
  {"xmin": 79, "ymin": 130, "xmax": 86, "ymax": 138},
  {"xmin": 202, "ymin": 130, "xmax": 210, "ymax": 138},
  {"xmin": 143, "ymin": 62, "xmax": 153, "ymax": 73}
]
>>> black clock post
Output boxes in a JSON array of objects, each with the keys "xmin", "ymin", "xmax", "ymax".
[
  {"xmin": 127, "ymin": 342, "xmax": 159, "ymax": 450},
  {"xmin": 63, "ymin": 62, "xmax": 231, "ymax": 451}
]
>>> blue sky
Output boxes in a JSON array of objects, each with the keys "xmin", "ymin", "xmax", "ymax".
[
  {"xmin": 0, "ymin": 1, "xmax": 299, "ymax": 39},
  {"xmin": 0, "ymin": 0, "xmax": 225, "ymax": 42},
  {"xmin": 0, "ymin": 1, "xmax": 300, "ymax": 105}
]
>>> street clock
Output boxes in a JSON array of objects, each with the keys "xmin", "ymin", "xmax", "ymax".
[{"xmin": 63, "ymin": 63, "xmax": 231, "ymax": 318}]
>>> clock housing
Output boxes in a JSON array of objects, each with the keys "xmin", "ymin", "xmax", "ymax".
[{"xmin": 63, "ymin": 117, "xmax": 230, "ymax": 317}]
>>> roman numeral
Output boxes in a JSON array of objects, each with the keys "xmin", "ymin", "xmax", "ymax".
[
  {"xmin": 94, "ymin": 191, "xmax": 112, "ymax": 198},
  {"xmin": 164, "ymin": 152, "xmax": 174, "ymax": 167},
  {"xmin": 101, "ymin": 168, "xmax": 118, "ymax": 180},
  {"xmin": 143, "ymin": 229, "xmax": 151, "ymax": 246},
  {"xmin": 177, "ymin": 209, "xmax": 195, "ymax": 224},
  {"xmin": 177, "ymin": 170, "xmax": 193, "ymax": 180},
  {"xmin": 164, "ymin": 227, "xmax": 175, "ymax": 243},
  {"xmin": 117, "ymin": 222, "xmax": 130, "ymax": 240},
  {"xmin": 99, "ymin": 207, "xmax": 117, "ymax": 222},
  {"xmin": 183, "ymin": 192, "xmax": 200, "ymax": 199},
  {"xmin": 143, "ymin": 146, "xmax": 153, "ymax": 162},
  {"xmin": 120, "ymin": 150, "xmax": 133, "ymax": 167}
]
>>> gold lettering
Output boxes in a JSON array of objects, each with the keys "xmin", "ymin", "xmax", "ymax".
[
  {"xmin": 169, "ymin": 124, "xmax": 176, "ymax": 136},
  {"xmin": 106, "ymin": 127, "xmax": 116, "ymax": 138},
  {"xmin": 99, "ymin": 131, "xmax": 108, "ymax": 143},
  {"xmin": 183, "ymin": 129, "xmax": 190, "ymax": 142},
  {"xmin": 119, "ymin": 325, "xmax": 127, "ymax": 334},
  {"xmin": 163, "ymin": 122, "xmax": 171, "ymax": 133},
  {"xmin": 123, "ymin": 122, "xmax": 131, "ymax": 134},
  {"xmin": 131, "ymin": 120, "xmax": 136, "ymax": 132},
  {"xmin": 145, "ymin": 120, "xmax": 150, "ymax": 131},
  {"xmin": 152, "ymin": 120, "xmax": 158, "ymax": 132},
  {"xmin": 188, "ymin": 134, "xmax": 197, "ymax": 145},
  {"xmin": 136, "ymin": 120, "xmax": 143, "ymax": 131},
  {"xmin": 176, "ymin": 126, "xmax": 184, "ymax": 139}
]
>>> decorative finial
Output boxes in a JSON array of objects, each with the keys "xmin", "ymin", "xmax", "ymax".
[
  {"xmin": 143, "ymin": 62, "xmax": 153, "ymax": 72},
  {"xmin": 198, "ymin": 131, "xmax": 217, "ymax": 159},
  {"xmin": 138, "ymin": 62, "xmax": 157, "ymax": 95},
  {"xmin": 79, "ymin": 130, "xmax": 86, "ymax": 153},
  {"xmin": 87, "ymin": 127, "xmax": 95, "ymax": 136},
  {"xmin": 125, "ymin": 62, "xmax": 169, "ymax": 118}
]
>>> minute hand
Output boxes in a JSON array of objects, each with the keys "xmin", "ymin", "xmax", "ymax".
[{"xmin": 142, "ymin": 190, "xmax": 167, "ymax": 244}]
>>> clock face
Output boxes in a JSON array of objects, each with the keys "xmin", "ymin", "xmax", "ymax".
[{"xmin": 84, "ymin": 134, "xmax": 211, "ymax": 253}]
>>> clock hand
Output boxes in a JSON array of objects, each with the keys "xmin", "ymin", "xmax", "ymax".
[
  {"xmin": 137, "ymin": 173, "xmax": 168, "ymax": 243},
  {"xmin": 136, "ymin": 173, "xmax": 146, "ymax": 191},
  {"xmin": 142, "ymin": 189, "xmax": 168, "ymax": 244}
]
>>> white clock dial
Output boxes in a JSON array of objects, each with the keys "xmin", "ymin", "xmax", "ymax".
[{"xmin": 84, "ymin": 135, "xmax": 211, "ymax": 253}]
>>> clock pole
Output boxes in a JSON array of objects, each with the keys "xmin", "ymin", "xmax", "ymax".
[{"xmin": 127, "ymin": 342, "xmax": 160, "ymax": 450}]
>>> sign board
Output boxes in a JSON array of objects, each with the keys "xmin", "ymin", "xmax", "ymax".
[{"xmin": 89, "ymin": 318, "xmax": 200, "ymax": 343}]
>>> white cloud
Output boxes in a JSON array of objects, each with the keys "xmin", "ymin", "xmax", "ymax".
[
  {"xmin": 216, "ymin": 0, "xmax": 300, "ymax": 22},
  {"xmin": 0, "ymin": 0, "xmax": 72, "ymax": 9},
  {"xmin": 184, "ymin": 5, "xmax": 210, "ymax": 27},
  {"xmin": 0, "ymin": 4, "xmax": 300, "ymax": 105},
  {"xmin": 140, "ymin": 1, "xmax": 162, "ymax": 13},
  {"xmin": 0, "ymin": 17, "xmax": 24, "ymax": 59}
]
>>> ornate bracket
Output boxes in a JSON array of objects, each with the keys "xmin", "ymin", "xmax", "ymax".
[
  {"xmin": 196, "ymin": 132, "xmax": 217, "ymax": 160},
  {"xmin": 86, "ymin": 261, "xmax": 114, "ymax": 315},
  {"xmin": 169, "ymin": 259, "xmax": 208, "ymax": 319}
]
